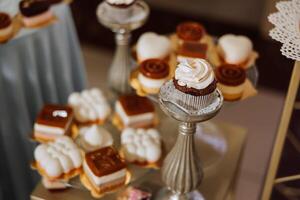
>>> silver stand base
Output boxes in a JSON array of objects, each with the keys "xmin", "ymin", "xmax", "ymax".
[{"xmin": 156, "ymin": 188, "xmax": 205, "ymax": 200}]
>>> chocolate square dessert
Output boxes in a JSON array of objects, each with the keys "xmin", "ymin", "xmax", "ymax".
[
  {"xmin": 83, "ymin": 147, "xmax": 127, "ymax": 193},
  {"xmin": 177, "ymin": 42, "xmax": 208, "ymax": 60},
  {"xmin": 34, "ymin": 104, "xmax": 74, "ymax": 141},
  {"xmin": 115, "ymin": 95, "xmax": 155, "ymax": 128}
]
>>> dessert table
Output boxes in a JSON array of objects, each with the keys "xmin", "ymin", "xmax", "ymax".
[
  {"xmin": 0, "ymin": 3, "xmax": 86, "ymax": 200},
  {"xmin": 31, "ymin": 113, "xmax": 247, "ymax": 200}
]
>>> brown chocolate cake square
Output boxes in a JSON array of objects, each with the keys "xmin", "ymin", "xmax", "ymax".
[
  {"xmin": 119, "ymin": 95, "xmax": 154, "ymax": 116},
  {"xmin": 85, "ymin": 147, "xmax": 126, "ymax": 177},
  {"xmin": 36, "ymin": 104, "xmax": 73, "ymax": 128}
]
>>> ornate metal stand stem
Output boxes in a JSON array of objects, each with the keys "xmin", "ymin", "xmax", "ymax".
[
  {"xmin": 157, "ymin": 81, "xmax": 223, "ymax": 200},
  {"xmin": 97, "ymin": 0, "xmax": 149, "ymax": 94}
]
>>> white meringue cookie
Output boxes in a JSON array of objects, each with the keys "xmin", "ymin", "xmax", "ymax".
[
  {"xmin": 68, "ymin": 88, "xmax": 111, "ymax": 123},
  {"xmin": 34, "ymin": 136, "xmax": 82, "ymax": 178},
  {"xmin": 121, "ymin": 128, "xmax": 162, "ymax": 163},
  {"xmin": 218, "ymin": 34, "xmax": 253, "ymax": 64},
  {"xmin": 79, "ymin": 125, "xmax": 113, "ymax": 152},
  {"xmin": 137, "ymin": 32, "xmax": 171, "ymax": 62},
  {"xmin": 44, "ymin": 158, "xmax": 63, "ymax": 177}
]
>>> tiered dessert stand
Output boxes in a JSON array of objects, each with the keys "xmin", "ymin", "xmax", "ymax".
[{"xmin": 97, "ymin": 0, "xmax": 150, "ymax": 94}]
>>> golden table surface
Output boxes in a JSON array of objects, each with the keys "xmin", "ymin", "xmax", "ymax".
[{"xmin": 31, "ymin": 119, "xmax": 246, "ymax": 200}]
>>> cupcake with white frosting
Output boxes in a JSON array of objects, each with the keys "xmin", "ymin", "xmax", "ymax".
[
  {"xmin": 173, "ymin": 58, "xmax": 217, "ymax": 110},
  {"xmin": 68, "ymin": 88, "xmax": 111, "ymax": 126},
  {"xmin": 78, "ymin": 125, "xmax": 113, "ymax": 152}
]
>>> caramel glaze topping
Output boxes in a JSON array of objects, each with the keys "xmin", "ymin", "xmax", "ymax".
[
  {"xmin": 0, "ymin": 13, "xmax": 12, "ymax": 29},
  {"xmin": 19, "ymin": 0, "xmax": 50, "ymax": 17},
  {"xmin": 86, "ymin": 147, "xmax": 126, "ymax": 177},
  {"xmin": 119, "ymin": 95, "xmax": 154, "ymax": 116},
  {"xmin": 215, "ymin": 65, "xmax": 246, "ymax": 86},
  {"xmin": 177, "ymin": 41, "xmax": 208, "ymax": 58},
  {"xmin": 139, "ymin": 59, "xmax": 169, "ymax": 79},
  {"xmin": 176, "ymin": 22, "xmax": 205, "ymax": 41},
  {"xmin": 36, "ymin": 104, "xmax": 73, "ymax": 128}
]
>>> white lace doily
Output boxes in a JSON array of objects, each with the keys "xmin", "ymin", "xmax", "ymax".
[{"xmin": 268, "ymin": 0, "xmax": 300, "ymax": 61}]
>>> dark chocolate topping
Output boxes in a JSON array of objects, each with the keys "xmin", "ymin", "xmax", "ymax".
[
  {"xmin": 139, "ymin": 59, "xmax": 169, "ymax": 79},
  {"xmin": 19, "ymin": 0, "xmax": 50, "ymax": 17},
  {"xmin": 176, "ymin": 22, "xmax": 205, "ymax": 41},
  {"xmin": 0, "ymin": 13, "xmax": 12, "ymax": 29},
  {"xmin": 215, "ymin": 65, "xmax": 246, "ymax": 86},
  {"xmin": 85, "ymin": 147, "xmax": 126, "ymax": 177},
  {"xmin": 36, "ymin": 104, "xmax": 73, "ymax": 128},
  {"xmin": 173, "ymin": 78, "xmax": 217, "ymax": 96},
  {"xmin": 119, "ymin": 95, "xmax": 155, "ymax": 116}
]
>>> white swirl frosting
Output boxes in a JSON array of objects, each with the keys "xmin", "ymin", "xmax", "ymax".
[
  {"xmin": 175, "ymin": 59, "xmax": 215, "ymax": 90},
  {"xmin": 106, "ymin": 0, "xmax": 135, "ymax": 5}
]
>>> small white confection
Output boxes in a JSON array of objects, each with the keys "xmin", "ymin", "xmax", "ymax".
[
  {"xmin": 79, "ymin": 125, "xmax": 113, "ymax": 152},
  {"xmin": 175, "ymin": 58, "xmax": 215, "ymax": 90},
  {"xmin": 42, "ymin": 177, "xmax": 68, "ymax": 190},
  {"xmin": 137, "ymin": 32, "xmax": 171, "ymax": 62},
  {"xmin": 218, "ymin": 34, "xmax": 253, "ymax": 64},
  {"xmin": 68, "ymin": 88, "xmax": 111, "ymax": 123},
  {"xmin": 34, "ymin": 136, "xmax": 83, "ymax": 178},
  {"xmin": 121, "ymin": 128, "xmax": 162, "ymax": 163},
  {"xmin": 106, "ymin": 0, "xmax": 135, "ymax": 5}
]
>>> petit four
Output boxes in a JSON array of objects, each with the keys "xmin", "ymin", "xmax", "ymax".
[
  {"xmin": 42, "ymin": 177, "xmax": 68, "ymax": 190},
  {"xmin": 68, "ymin": 88, "xmax": 111, "ymax": 125},
  {"xmin": 136, "ymin": 32, "xmax": 171, "ymax": 63},
  {"xmin": 0, "ymin": 13, "xmax": 13, "ymax": 42},
  {"xmin": 176, "ymin": 22, "xmax": 206, "ymax": 44},
  {"xmin": 215, "ymin": 64, "xmax": 246, "ymax": 101},
  {"xmin": 33, "ymin": 104, "xmax": 74, "ymax": 142},
  {"xmin": 118, "ymin": 186, "xmax": 152, "ymax": 200},
  {"xmin": 218, "ymin": 34, "xmax": 253, "ymax": 67},
  {"xmin": 173, "ymin": 58, "xmax": 217, "ymax": 109},
  {"xmin": 83, "ymin": 147, "xmax": 128, "ymax": 194},
  {"xmin": 121, "ymin": 128, "xmax": 162, "ymax": 167},
  {"xmin": 177, "ymin": 41, "xmax": 208, "ymax": 61},
  {"xmin": 19, "ymin": 0, "xmax": 54, "ymax": 28},
  {"xmin": 115, "ymin": 95, "xmax": 155, "ymax": 129},
  {"xmin": 138, "ymin": 59, "xmax": 169, "ymax": 94},
  {"xmin": 79, "ymin": 125, "xmax": 113, "ymax": 152},
  {"xmin": 34, "ymin": 136, "xmax": 83, "ymax": 180}
]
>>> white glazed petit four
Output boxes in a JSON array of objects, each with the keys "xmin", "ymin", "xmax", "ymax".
[
  {"xmin": 68, "ymin": 88, "xmax": 111, "ymax": 125},
  {"xmin": 121, "ymin": 128, "xmax": 162, "ymax": 165}
]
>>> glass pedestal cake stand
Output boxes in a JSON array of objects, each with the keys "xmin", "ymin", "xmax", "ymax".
[{"xmin": 96, "ymin": 0, "xmax": 149, "ymax": 94}]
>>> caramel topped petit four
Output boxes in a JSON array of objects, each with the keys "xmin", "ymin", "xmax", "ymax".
[
  {"xmin": 83, "ymin": 147, "xmax": 127, "ymax": 194},
  {"xmin": 215, "ymin": 64, "xmax": 246, "ymax": 101},
  {"xmin": 119, "ymin": 95, "xmax": 154, "ymax": 116},
  {"xmin": 139, "ymin": 59, "xmax": 169, "ymax": 79},
  {"xmin": 115, "ymin": 95, "xmax": 156, "ymax": 129},
  {"xmin": 176, "ymin": 22, "xmax": 206, "ymax": 42},
  {"xmin": 86, "ymin": 147, "xmax": 126, "ymax": 177},
  {"xmin": 34, "ymin": 104, "xmax": 74, "ymax": 142},
  {"xmin": 19, "ymin": 0, "xmax": 54, "ymax": 28},
  {"xmin": 177, "ymin": 42, "xmax": 208, "ymax": 60},
  {"xmin": 137, "ymin": 59, "xmax": 169, "ymax": 94},
  {"xmin": 0, "ymin": 13, "xmax": 13, "ymax": 42},
  {"xmin": 0, "ymin": 13, "xmax": 12, "ymax": 29}
]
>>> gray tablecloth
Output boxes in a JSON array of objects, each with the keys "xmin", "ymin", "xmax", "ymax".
[{"xmin": 0, "ymin": 4, "xmax": 86, "ymax": 200}]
